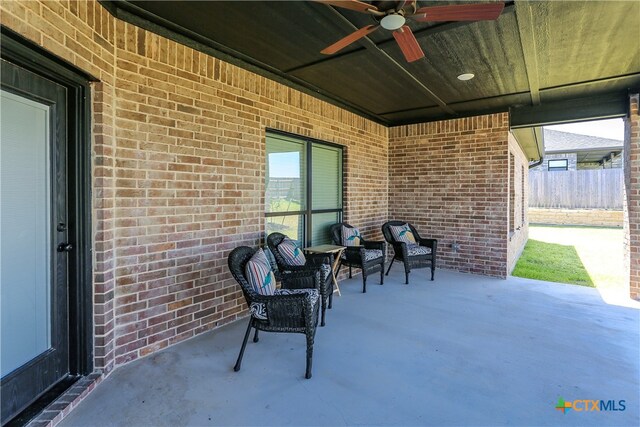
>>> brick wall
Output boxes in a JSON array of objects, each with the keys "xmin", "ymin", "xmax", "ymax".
[
  {"xmin": 0, "ymin": 0, "xmax": 388, "ymax": 369},
  {"xmin": 388, "ymin": 114, "xmax": 526, "ymax": 278},
  {"xmin": 507, "ymin": 133, "xmax": 529, "ymax": 273},
  {"xmin": 624, "ymin": 94, "xmax": 640, "ymax": 300}
]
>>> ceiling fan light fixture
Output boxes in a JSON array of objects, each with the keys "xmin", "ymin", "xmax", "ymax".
[
  {"xmin": 380, "ymin": 14, "xmax": 406, "ymax": 30},
  {"xmin": 457, "ymin": 73, "xmax": 475, "ymax": 81}
]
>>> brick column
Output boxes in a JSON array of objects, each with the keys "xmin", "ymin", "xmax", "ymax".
[
  {"xmin": 624, "ymin": 94, "xmax": 640, "ymax": 300},
  {"xmin": 92, "ymin": 81, "xmax": 117, "ymax": 372}
]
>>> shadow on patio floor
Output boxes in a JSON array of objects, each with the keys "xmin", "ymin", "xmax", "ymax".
[{"xmin": 60, "ymin": 268, "xmax": 639, "ymax": 426}]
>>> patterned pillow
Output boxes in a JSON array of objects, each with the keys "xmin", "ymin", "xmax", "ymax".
[
  {"xmin": 320, "ymin": 263, "xmax": 332, "ymax": 283},
  {"xmin": 277, "ymin": 237, "xmax": 306, "ymax": 266},
  {"xmin": 389, "ymin": 224, "xmax": 416, "ymax": 244},
  {"xmin": 364, "ymin": 249, "xmax": 383, "ymax": 261},
  {"xmin": 244, "ymin": 248, "xmax": 276, "ymax": 296},
  {"xmin": 275, "ymin": 288, "xmax": 320, "ymax": 308},
  {"xmin": 250, "ymin": 302, "xmax": 268, "ymax": 320},
  {"xmin": 407, "ymin": 244, "xmax": 431, "ymax": 256},
  {"xmin": 341, "ymin": 226, "xmax": 361, "ymax": 246}
]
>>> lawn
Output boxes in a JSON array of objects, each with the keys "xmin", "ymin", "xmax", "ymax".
[
  {"xmin": 266, "ymin": 199, "xmax": 303, "ymax": 241},
  {"xmin": 513, "ymin": 225, "xmax": 624, "ymax": 290}
]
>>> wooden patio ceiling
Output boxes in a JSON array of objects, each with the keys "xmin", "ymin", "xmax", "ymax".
[{"xmin": 101, "ymin": 0, "xmax": 640, "ymax": 130}]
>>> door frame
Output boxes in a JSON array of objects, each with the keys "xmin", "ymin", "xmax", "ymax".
[{"xmin": 1, "ymin": 26, "xmax": 94, "ymax": 383}]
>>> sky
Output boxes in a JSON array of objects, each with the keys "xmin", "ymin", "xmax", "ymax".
[
  {"xmin": 545, "ymin": 118, "xmax": 624, "ymax": 141},
  {"xmin": 268, "ymin": 152, "xmax": 300, "ymax": 178}
]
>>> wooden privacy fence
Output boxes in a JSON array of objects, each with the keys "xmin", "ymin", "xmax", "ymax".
[{"xmin": 529, "ymin": 169, "xmax": 623, "ymax": 209}]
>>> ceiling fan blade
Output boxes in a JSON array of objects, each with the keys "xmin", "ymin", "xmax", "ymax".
[
  {"xmin": 414, "ymin": 2, "xmax": 505, "ymax": 22},
  {"xmin": 392, "ymin": 26, "xmax": 425, "ymax": 63},
  {"xmin": 313, "ymin": 0, "xmax": 378, "ymax": 13},
  {"xmin": 321, "ymin": 25, "xmax": 379, "ymax": 55}
]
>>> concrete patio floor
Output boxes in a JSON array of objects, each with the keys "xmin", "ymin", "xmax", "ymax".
[{"xmin": 61, "ymin": 268, "xmax": 639, "ymax": 426}]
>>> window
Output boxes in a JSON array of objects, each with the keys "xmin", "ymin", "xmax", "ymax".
[
  {"xmin": 265, "ymin": 131, "xmax": 343, "ymax": 246},
  {"xmin": 548, "ymin": 159, "xmax": 568, "ymax": 171}
]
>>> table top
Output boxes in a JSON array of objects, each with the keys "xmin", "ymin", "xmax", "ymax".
[{"xmin": 304, "ymin": 244, "xmax": 345, "ymax": 254}]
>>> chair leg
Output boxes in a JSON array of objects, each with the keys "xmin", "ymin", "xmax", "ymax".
[
  {"xmin": 320, "ymin": 298, "xmax": 327, "ymax": 327},
  {"xmin": 328, "ymin": 290, "xmax": 333, "ymax": 309},
  {"xmin": 349, "ymin": 265, "xmax": 352, "ymax": 278},
  {"xmin": 385, "ymin": 258, "xmax": 394, "ymax": 276},
  {"xmin": 380, "ymin": 264, "xmax": 384, "ymax": 285},
  {"xmin": 431, "ymin": 257, "xmax": 436, "ymax": 281},
  {"xmin": 362, "ymin": 273, "xmax": 367, "ymax": 293},
  {"xmin": 234, "ymin": 318, "xmax": 253, "ymax": 372},
  {"xmin": 253, "ymin": 329, "xmax": 259, "ymax": 343},
  {"xmin": 404, "ymin": 261, "xmax": 410, "ymax": 285},
  {"xmin": 305, "ymin": 330, "xmax": 314, "ymax": 379}
]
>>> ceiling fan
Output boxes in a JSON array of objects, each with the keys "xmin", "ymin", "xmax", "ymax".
[{"xmin": 314, "ymin": 1, "xmax": 505, "ymax": 63}]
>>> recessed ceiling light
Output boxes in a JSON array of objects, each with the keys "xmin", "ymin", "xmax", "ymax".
[{"xmin": 457, "ymin": 73, "xmax": 475, "ymax": 81}]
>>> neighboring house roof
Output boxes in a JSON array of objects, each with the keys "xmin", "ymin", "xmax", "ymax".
[
  {"xmin": 542, "ymin": 129, "xmax": 623, "ymax": 165},
  {"xmin": 543, "ymin": 129, "xmax": 623, "ymax": 153}
]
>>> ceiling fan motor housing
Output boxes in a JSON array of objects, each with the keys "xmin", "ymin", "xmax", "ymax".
[{"xmin": 380, "ymin": 13, "xmax": 406, "ymax": 30}]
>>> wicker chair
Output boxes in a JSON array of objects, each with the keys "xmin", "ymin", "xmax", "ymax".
[
  {"xmin": 267, "ymin": 232, "xmax": 334, "ymax": 327},
  {"xmin": 381, "ymin": 221, "xmax": 438, "ymax": 284},
  {"xmin": 329, "ymin": 222, "xmax": 385, "ymax": 293},
  {"xmin": 228, "ymin": 246, "xmax": 320, "ymax": 379}
]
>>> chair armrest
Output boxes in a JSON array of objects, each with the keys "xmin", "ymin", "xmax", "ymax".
[
  {"xmin": 254, "ymin": 292, "xmax": 317, "ymax": 323},
  {"xmin": 343, "ymin": 245, "xmax": 366, "ymax": 262},
  {"xmin": 280, "ymin": 269, "xmax": 321, "ymax": 291},
  {"xmin": 362, "ymin": 240, "xmax": 385, "ymax": 251},
  {"xmin": 391, "ymin": 241, "xmax": 408, "ymax": 258},
  {"xmin": 418, "ymin": 238, "xmax": 437, "ymax": 251},
  {"xmin": 278, "ymin": 263, "xmax": 312, "ymax": 272}
]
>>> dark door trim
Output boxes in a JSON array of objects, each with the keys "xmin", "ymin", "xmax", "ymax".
[{"xmin": 1, "ymin": 26, "xmax": 94, "ymax": 381}]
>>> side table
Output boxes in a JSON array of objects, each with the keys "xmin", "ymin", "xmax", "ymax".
[{"xmin": 304, "ymin": 244, "xmax": 345, "ymax": 296}]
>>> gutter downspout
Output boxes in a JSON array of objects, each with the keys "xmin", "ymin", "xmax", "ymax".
[{"xmin": 528, "ymin": 126, "xmax": 544, "ymax": 169}]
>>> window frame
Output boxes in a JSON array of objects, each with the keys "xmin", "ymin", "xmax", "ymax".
[
  {"xmin": 548, "ymin": 159, "xmax": 568, "ymax": 171},
  {"xmin": 265, "ymin": 129, "xmax": 344, "ymax": 247}
]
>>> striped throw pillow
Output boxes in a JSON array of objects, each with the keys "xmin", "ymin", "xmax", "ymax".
[
  {"xmin": 341, "ymin": 226, "xmax": 361, "ymax": 246},
  {"xmin": 389, "ymin": 224, "xmax": 416, "ymax": 244},
  {"xmin": 244, "ymin": 248, "xmax": 276, "ymax": 296},
  {"xmin": 277, "ymin": 237, "xmax": 306, "ymax": 266}
]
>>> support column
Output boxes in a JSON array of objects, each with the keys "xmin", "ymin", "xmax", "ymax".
[{"xmin": 623, "ymin": 94, "xmax": 639, "ymax": 300}]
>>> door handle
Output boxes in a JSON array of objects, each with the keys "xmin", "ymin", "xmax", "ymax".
[{"xmin": 57, "ymin": 243, "xmax": 73, "ymax": 253}]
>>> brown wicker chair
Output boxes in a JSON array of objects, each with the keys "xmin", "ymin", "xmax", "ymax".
[
  {"xmin": 381, "ymin": 221, "xmax": 437, "ymax": 284},
  {"xmin": 267, "ymin": 232, "xmax": 333, "ymax": 327},
  {"xmin": 330, "ymin": 222, "xmax": 385, "ymax": 293},
  {"xmin": 228, "ymin": 246, "xmax": 320, "ymax": 379}
]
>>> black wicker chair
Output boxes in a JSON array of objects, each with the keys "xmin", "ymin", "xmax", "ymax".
[
  {"xmin": 381, "ymin": 221, "xmax": 437, "ymax": 284},
  {"xmin": 228, "ymin": 246, "xmax": 320, "ymax": 379},
  {"xmin": 267, "ymin": 232, "xmax": 333, "ymax": 327},
  {"xmin": 330, "ymin": 222, "xmax": 385, "ymax": 293}
]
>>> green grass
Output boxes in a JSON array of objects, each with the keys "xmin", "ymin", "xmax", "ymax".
[
  {"xmin": 512, "ymin": 239, "xmax": 594, "ymax": 287},
  {"xmin": 266, "ymin": 199, "xmax": 303, "ymax": 240},
  {"xmin": 269, "ymin": 199, "xmax": 301, "ymax": 213},
  {"xmin": 513, "ymin": 225, "xmax": 624, "ymax": 289}
]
